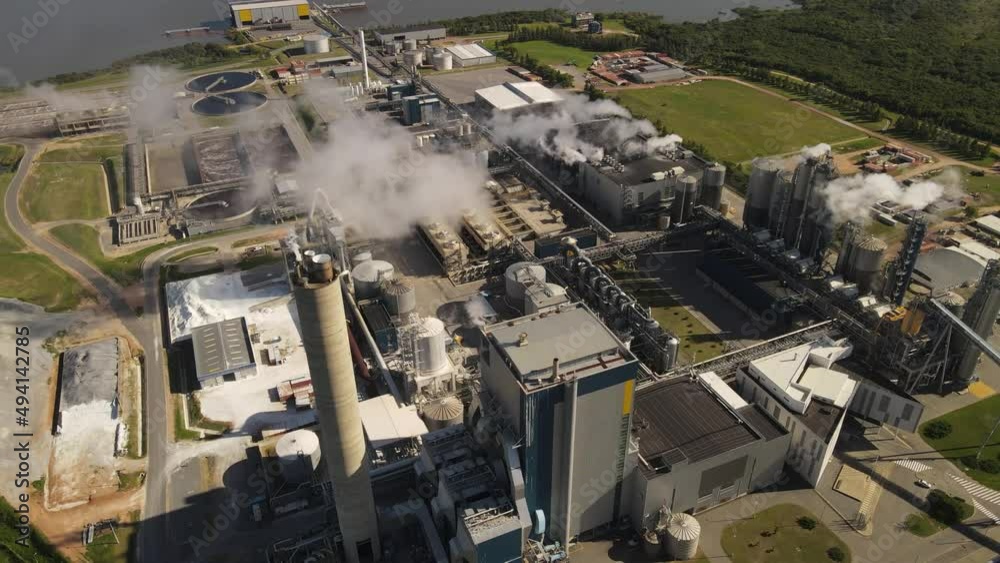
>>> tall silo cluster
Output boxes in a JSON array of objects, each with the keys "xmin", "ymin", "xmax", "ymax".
[
  {"xmin": 293, "ymin": 253, "xmax": 381, "ymax": 563},
  {"xmin": 954, "ymin": 259, "xmax": 1000, "ymax": 386},
  {"xmin": 699, "ymin": 163, "xmax": 727, "ymax": 211},
  {"xmin": 835, "ymin": 223, "xmax": 887, "ymax": 295},
  {"xmin": 670, "ymin": 175, "xmax": 700, "ymax": 225}
]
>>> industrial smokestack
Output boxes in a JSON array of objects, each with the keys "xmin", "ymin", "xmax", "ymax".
[
  {"xmin": 293, "ymin": 255, "xmax": 380, "ymax": 563},
  {"xmin": 358, "ymin": 28, "xmax": 370, "ymax": 91}
]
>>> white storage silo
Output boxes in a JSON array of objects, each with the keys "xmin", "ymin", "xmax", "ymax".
[
  {"xmin": 275, "ymin": 429, "xmax": 321, "ymax": 484},
  {"xmin": 304, "ymin": 34, "xmax": 331, "ymax": 55},
  {"xmin": 431, "ymin": 51, "xmax": 453, "ymax": 71},
  {"xmin": 415, "ymin": 317, "xmax": 448, "ymax": 374},
  {"xmin": 505, "ymin": 262, "xmax": 546, "ymax": 304},
  {"xmin": 665, "ymin": 513, "xmax": 701, "ymax": 560},
  {"xmin": 402, "ymin": 50, "xmax": 424, "ymax": 68},
  {"xmin": 352, "ymin": 251, "xmax": 373, "ymax": 265},
  {"xmin": 351, "ymin": 260, "xmax": 395, "ymax": 300},
  {"xmin": 380, "ymin": 277, "xmax": 416, "ymax": 316},
  {"xmin": 403, "ymin": 38, "xmax": 418, "ymax": 51},
  {"xmin": 422, "ymin": 396, "xmax": 464, "ymax": 431}
]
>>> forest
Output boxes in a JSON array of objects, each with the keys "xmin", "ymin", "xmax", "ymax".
[
  {"xmin": 622, "ymin": 0, "xmax": 1000, "ymax": 143},
  {"xmin": 393, "ymin": 9, "xmax": 568, "ymax": 36},
  {"xmin": 40, "ymin": 43, "xmax": 245, "ymax": 85},
  {"xmin": 505, "ymin": 25, "xmax": 638, "ymax": 52}
]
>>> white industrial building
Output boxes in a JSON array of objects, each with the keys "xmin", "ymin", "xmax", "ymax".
[
  {"xmin": 229, "ymin": 0, "xmax": 311, "ymax": 28},
  {"xmin": 474, "ymin": 81, "xmax": 563, "ymax": 113},
  {"xmin": 444, "ymin": 43, "xmax": 496, "ymax": 67}
]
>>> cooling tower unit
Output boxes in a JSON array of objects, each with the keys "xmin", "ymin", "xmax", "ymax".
[
  {"xmin": 304, "ymin": 34, "xmax": 331, "ymax": 54},
  {"xmin": 380, "ymin": 277, "xmax": 416, "ymax": 316},
  {"xmin": 665, "ymin": 513, "xmax": 701, "ymax": 561},
  {"xmin": 275, "ymin": 429, "xmax": 321, "ymax": 484},
  {"xmin": 422, "ymin": 396, "xmax": 464, "ymax": 431},
  {"xmin": 293, "ymin": 254, "xmax": 380, "ymax": 563},
  {"xmin": 744, "ymin": 160, "xmax": 779, "ymax": 230},
  {"xmin": 352, "ymin": 259, "xmax": 395, "ymax": 300},
  {"xmin": 415, "ymin": 317, "xmax": 449, "ymax": 374},
  {"xmin": 505, "ymin": 262, "xmax": 546, "ymax": 305},
  {"xmin": 700, "ymin": 163, "xmax": 726, "ymax": 211},
  {"xmin": 670, "ymin": 175, "xmax": 699, "ymax": 225}
]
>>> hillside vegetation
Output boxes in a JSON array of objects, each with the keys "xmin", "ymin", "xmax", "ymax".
[{"xmin": 624, "ymin": 0, "xmax": 1000, "ymax": 142}]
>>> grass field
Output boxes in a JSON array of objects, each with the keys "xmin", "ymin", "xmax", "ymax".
[
  {"xmin": 904, "ymin": 512, "xmax": 947, "ymax": 537},
  {"xmin": 0, "ymin": 497, "xmax": 67, "ymax": 561},
  {"xmin": 614, "ymin": 269, "xmax": 724, "ymax": 364},
  {"xmin": 39, "ymin": 134, "xmax": 125, "ymax": 162},
  {"xmin": 22, "ymin": 162, "xmax": 109, "ymax": 222},
  {"xmin": 84, "ymin": 512, "xmax": 138, "ymax": 563},
  {"xmin": 920, "ymin": 395, "xmax": 1000, "ymax": 490},
  {"xmin": 832, "ymin": 137, "xmax": 883, "ymax": 154},
  {"xmin": 505, "ymin": 40, "xmax": 602, "ymax": 70},
  {"xmin": 0, "ymin": 144, "xmax": 24, "ymax": 169},
  {"xmin": 615, "ymin": 80, "xmax": 860, "ymax": 163},
  {"xmin": 600, "ymin": 19, "xmax": 634, "ymax": 33},
  {"xmin": 50, "ymin": 224, "xmax": 163, "ymax": 286},
  {"xmin": 0, "ymin": 159, "xmax": 87, "ymax": 310},
  {"xmin": 941, "ymin": 166, "xmax": 1000, "ymax": 206},
  {"xmin": 168, "ymin": 246, "xmax": 218, "ymax": 262},
  {"xmin": 720, "ymin": 504, "xmax": 851, "ymax": 563}
]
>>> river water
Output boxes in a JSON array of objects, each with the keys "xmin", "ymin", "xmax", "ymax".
[{"xmin": 0, "ymin": 0, "xmax": 794, "ymax": 85}]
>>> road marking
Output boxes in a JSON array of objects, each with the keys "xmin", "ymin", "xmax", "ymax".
[
  {"xmin": 950, "ymin": 474, "xmax": 1000, "ymax": 505},
  {"xmin": 973, "ymin": 499, "xmax": 1000, "ymax": 523},
  {"xmin": 894, "ymin": 459, "xmax": 931, "ymax": 473}
]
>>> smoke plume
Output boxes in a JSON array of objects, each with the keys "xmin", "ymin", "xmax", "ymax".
[
  {"xmin": 294, "ymin": 82, "xmax": 490, "ymax": 239},
  {"xmin": 488, "ymin": 94, "xmax": 682, "ymax": 164},
  {"xmin": 800, "ymin": 143, "xmax": 832, "ymax": 160},
  {"xmin": 819, "ymin": 172, "xmax": 951, "ymax": 224}
]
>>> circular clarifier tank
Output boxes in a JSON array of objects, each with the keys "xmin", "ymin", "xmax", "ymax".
[
  {"xmin": 186, "ymin": 70, "xmax": 257, "ymax": 93},
  {"xmin": 192, "ymin": 91, "xmax": 268, "ymax": 116},
  {"xmin": 185, "ymin": 190, "xmax": 258, "ymax": 221}
]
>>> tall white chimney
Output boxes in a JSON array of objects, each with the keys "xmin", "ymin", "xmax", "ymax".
[{"xmin": 358, "ymin": 28, "xmax": 370, "ymax": 91}]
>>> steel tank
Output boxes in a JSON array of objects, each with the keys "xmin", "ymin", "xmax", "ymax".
[
  {"xmin": 744, "ymin": 160, "xmax": 779, "ymax": 229},
  {"xmin": 415, "ymin": 317, "xmax": 449, "ymax": 374},
  {"xmin": 848, "ymin": 236, "xmax": 886, "ymax": 294},
  {"xmin": 352, "ymin": 259, "xmax": 395, "ymax": 300},
  {"xmin": 380, "ymin": 277, "xmax": 416, "ymax": 316},
  {"xmin": 422, "ymin": 396, "xmax": 464, "ymax": 431},
  {"xmin": 670, "ymin": 175, "xmax": 699, "ymax": 225},
  {"xmin": 275, "ymin": 429, "xmax": 321, "ymax": 483},
  {"xmin": 700, "ymin": 163, "xmax": 726, "ymax": 210},
  {"xmin": 403, "ymin": 50, "xmax": 424, "ymax": 68},
  {"xmin": 782, "ymin": 158, "xmax": 819, "ymax": 247},
  {"xmin": 665, "ymin": 513, "xmax": 701, "ymax": 560}
]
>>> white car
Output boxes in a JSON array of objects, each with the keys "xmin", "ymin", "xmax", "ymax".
[{"xmin": 916, "ymin": 479, "xmax": 933, "ymax": 489}]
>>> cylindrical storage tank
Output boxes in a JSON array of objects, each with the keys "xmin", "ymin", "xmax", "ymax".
[
  {"xmin": 657, "ymin": 213, "xmax": 671, "ymax": 230},
  {"xmin": 700, "ymin": 163, "xmax": 726, "ymax": 210},
  {"xmin": 431, "ymin": 51, "xmax": 453, "ymax": 71},
  {"xmin": 351, "ymin": 260, "xmax": 395, "ymax": 300},
  {"xmin": 745, "ymin": 160, "xmax": 779, "ymax": 229},
  {"xmin": 275, "ymin": 429, "xmax": 321, "ymax": 483},
  {"xmin": 403, "ymin": 38, "xmax": 418, "ymax": 51},
  {"xmin": 402, "ymin": 50, "xmax": 424, "ymax": 68},
  {"xmin": 380, "ymin": 277, "xmax": 416, "ymax": 316},
  {"xmin": 422, "ymin": 396, "xmax": 464, "ymax": 431},
  {"xmin": 304, "ymin": 34, "xmax": 331, "ymax": 54},
  {"xmin": 665, "ymin": 513, "xmax": 701, "ymax": 561},
  {"xmin": 642, "ymin": 529, "xmax": 662, "ymax": 558},
  {"xmin": 671, "ymin": 175, "xmax": 699, "ymax": 225},
  {"xmin": 939, "ymin": 291, "xmax": 966, "ymax": 318},
  {"xmin": 415, "ymin": 317, "xmax": 448, "ymax": 374},
  {"xmin": 352, "ymin": 251, "xmax": 372, "ymax": 265},
  {"xmin": 505, "ymin": 262, "xmax": 546, "ymax": 303},
  {"xmin": 849, "ymin": 236, "xmax": 886, "ymax": 294}
]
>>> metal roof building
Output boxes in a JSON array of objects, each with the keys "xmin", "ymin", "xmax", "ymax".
[
  {"xmin": 474, "ymin": 81, "xmax": 563, "ymax": 113},
  {"xmin": 373, "ymin": 26, "xmax": 446, "ymax": 44},
  {"xmin": 229, "ymin": 0, "xmax": 311, "ymax": 29},
  {"xmin": 444, "ymin": 44, "xmax": 496, "ymax": 67},
  {"xmin": 191, "ymin": 317, "xmax": 257, "ymax": 387}
]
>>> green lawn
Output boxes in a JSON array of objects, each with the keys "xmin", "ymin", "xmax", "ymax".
[
  {"xmin": 920, "ymin": 395, "xmax": 1000, "ymax": 490},
  {"xmin": 904, "ymin": 512, "xmax": 947, "ymax": 537},
  {"xmin": 22, "ymin": 162, "xmax": 109, "ymax": 222},
  {"xmin": 721, "ymin": 504, "xmax": 851, "ymax": 563},
  {"xmin": 600, "ymin": 19, "xmax": 634, "ymax": 33},
  {"xmin": 942, "ymin": 166, "xmax": 1000, "ymax": 206},
  {"xmin": 614, "ymin": 269, "xmax": 724, "ymax": 364},
  {"xmin": 505, "ymin": 40, "xmax": 602, "ymax": 70},
  {"xmin": 84, "ymin": 513, "xmax": 137, "ymax": 563},
  {"xmin": 0, "ymin": 144, "xmax": 24, "ymax": 169},
  {"xmin": 39, "ymin": 134, "xmax": 125, "ymax": 162},
  {"xmin": 168, "ymin": 246, "xmax": 218, "ymax": 262},
  {"xmin": 50, "ymin": 223, "xmax": 163, "ymax": 286},
  {"xmin": 615, "ymin": 80, "xmax": 860, "ymax": 163},
  {"xmin": 0, "ymin": 496, "xmax": 68, "ymax": 562},
  {"xmin": 0, "ymin": 162, "xmax": 87, "ymax": 310},
  {"xmin": 832, "ymin": 137, "xmax": 883, "ymax": 154}
]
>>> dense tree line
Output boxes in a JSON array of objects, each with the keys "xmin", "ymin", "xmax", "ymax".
[
  {"xmin": 41, "ymin": 43, "xmax": 245, "ymax": 85},
  {"xmin": 405, "ymin": 10, "xmax": 568, "ymax": 36},
  {"xmin": 621, "ymin": 0, "xmax": 1000, "ymax": 144},
  {"xmin": 495, "ymin": 46, "xmax": 574, "ymax": 88},
  {"xmin": 505, "ymin": 25, "xmax": 639, "ymax": 52}
]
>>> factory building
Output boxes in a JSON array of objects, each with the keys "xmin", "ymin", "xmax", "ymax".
[
  {"xmin": 444, "ymin": 44, "xmax": 496, "ymax": 67},
  {"xmin": 733, "ymin": 337, "xmax": 858, "ymax": 486},
  {"xmin": 474, "ymin": 81, "xmax": 562, "ymax": 113},
  {"xmin": 229, "ymin": 0, "xmax": 311, "ymax": 29},
  {"xmin": 401, "ymin": 93, "xmax": 442, "ymax": 126},
  {"xmin": 56, "ymin": 106, "xmax": 130, "ymax": 136},
  {"xmin": 624, "ymin": 65, "xmax": 688, "ymax": 84},
  {"xmin": 478, "ymin": 303, "xmax": 640, "ymax": 547},
  {"xmin": 629, "ymin": 373, "xmax": 790, "ymax": 526},
  {"xmin": 113, "ymin": 212, "xmax": 161, "ymax": 245},
  {"xmin": 190, "ymin": 317, "xmax": 258, "ymax": 388},
  {"xmin": 373, "ymin": 26, "xmax": 447, "ymax": 45},
  {"xmin": 576, "ymin": 150, "xmax": 695, "ymax": 226}
]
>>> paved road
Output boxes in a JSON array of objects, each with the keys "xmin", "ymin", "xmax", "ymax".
[{"xmin": 3, "ymin": 139, "xmax": 282, "ymax": 562}]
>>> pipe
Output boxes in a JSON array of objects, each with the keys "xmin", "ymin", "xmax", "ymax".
[
  {"xmin": 347, "ymin": 324, "xmax": 372, "ymax": 380},
  {"xmin": 358, "ymin": 28, "xmax": 370, "ymax": 90},
  {"xmin": 562, "ymin": 376, "xmax": 578, "ymax": 547},
  {"xmin": 342, "ymin": 279, "xmax": 403, "ymax": 402}
]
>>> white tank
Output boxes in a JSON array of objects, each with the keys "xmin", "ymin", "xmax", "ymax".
[
  {"xmin": 431, "ymin": 51, "xmax": 453, "ymax": 71},
  {"xmin": 403, "ymin": 38, "xmax": 418, "ymax": 51},
  {"xmin": 665, "ymin": 513, "xmax": 701, "ymax": 560},
  {"xmin": 505, "ymin": 262, "xmax": 546, "ymax": 303},
  {"xmin": 304, "ymin": 34, "xmax": 331, "ymax": 54},
  {"xmin": 403, "ymin": 50, "xmax": 424, "ymax": 68},
  {"xmin": 415, "ymin": 317, "xmax": 448, "ymax": 374},
  {"xmin": 422, "ymin": 396, "xmax": 464, "ymax": 431},
  {"xmin": 275, "ymin": 429, "xmax": 321, "ymax": 483},
  {"xmin": 351, "ymin": 260, "xmax": 395, "ymax": 300},
  {"xmin": 352, "ymin": 251, "xmax": 373, "ymax": 264},
  {"xmin": 380, "ymin": 277, "xmax": 416, "ymax": 316}
]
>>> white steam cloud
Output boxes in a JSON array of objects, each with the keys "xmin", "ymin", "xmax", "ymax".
[
  {"xmin": 800, "ymin": 143, "xmax": 831, "ymax": 160},
  {"xmin": 489, "ymin": 94, "xmax": 682, "ymax": 164},
  {"xmin": 820, "ymin": 171, "xmax": 955, "ymax": 224},
  {"xmin": 295, "ymin": 82, "xmax": 489, "ymax": 239}
]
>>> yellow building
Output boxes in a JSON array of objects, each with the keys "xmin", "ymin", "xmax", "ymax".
[{"xmin": 229, "ymin": 0, "xmax": 310, "ymax": 29}]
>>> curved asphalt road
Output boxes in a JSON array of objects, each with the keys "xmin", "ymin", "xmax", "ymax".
[{"xmin": 3, "ymin": 140, "xmax": 277, "ymax": 563}]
